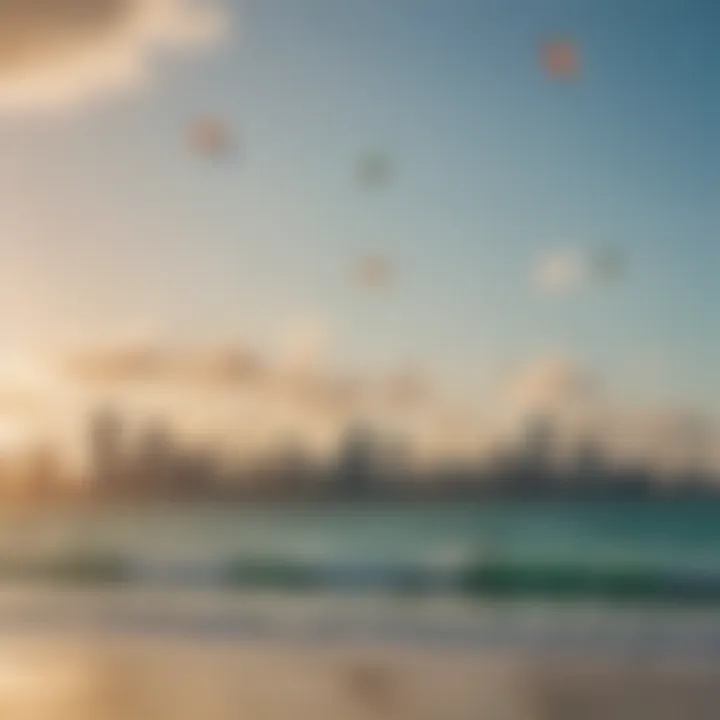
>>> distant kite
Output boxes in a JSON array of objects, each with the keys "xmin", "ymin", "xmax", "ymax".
[
  {"xmin": 353, "ymin": 255, "xmax": 394, "ymax": 290},
  {"xmin": 189, "ymin": 118, "xmax": 235, "ymax": 159},
  {"xmin": 591, "ymin": 248, "xmax": 626, "ymax": 283},
  {"xmin": 355, "ymin": 151, "xmax": 394, "ymax": 190},
  {"xmin": 541, "ymin": 38, "xmax": 581, "ymax": 80}
]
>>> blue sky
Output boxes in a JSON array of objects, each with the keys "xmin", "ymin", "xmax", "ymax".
[{"xmin": 0, "ymin": 0, "xmax": 717, "ymax": 429}]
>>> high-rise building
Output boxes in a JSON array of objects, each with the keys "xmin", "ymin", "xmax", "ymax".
[
  {"xmin": 573, "ymin": 435, "xmax": 606, "ymax": 489},
  {"xmin": 135, "ymin": 421, "xmax": 176, "ymax": 499},
  {"xmin": 22, "ymin": 442, "xmax": 62, "ymax": 503},
  {"xmin": 89, "ymin": 407, "xmax": 125, "ymax": 496},
  {"xmin": 516, "ymin": 413, "xmax": 556, "ymax": 489},
  {"xmin": 336, "ymin": 425, "xmax": 376, "ymax": 496}
]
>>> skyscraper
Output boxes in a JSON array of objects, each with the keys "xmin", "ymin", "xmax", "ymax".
[
  {"xmin": 89, "ymin": 407, "xmax": 125, "ymax": 497},
  {"xmin": 516, "ymin": 413, "xmax": 557, "ymax": 490},
  {"xmin": 336, "ymin": 425, "xmax": 376, "ymax": 496},
  {"xmin": 135, "ymin": 420, "xmax": 176, "ymax": 499}
]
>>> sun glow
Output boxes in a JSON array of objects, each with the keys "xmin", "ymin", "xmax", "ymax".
[{"xmin": 0, "ymin": 419, "xmax": 33, "ymax": 453}]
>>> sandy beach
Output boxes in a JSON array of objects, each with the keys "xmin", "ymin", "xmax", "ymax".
[
  {"xmin": 0, "ymin": 628, "xmax": 717, "ymax": 720},
  {"xmin": 0, "ymin": 586, "xmax": 718, "ymax": 718}
]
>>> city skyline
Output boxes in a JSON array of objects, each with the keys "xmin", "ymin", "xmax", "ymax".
[{"xmin": 0, "ymin": 402, "xmax": 714, "ymax": 506}]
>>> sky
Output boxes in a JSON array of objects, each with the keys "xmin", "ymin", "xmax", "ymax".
[{"xmin": 0, "ymin": 0, "xmax": 717, "ymax": 470}]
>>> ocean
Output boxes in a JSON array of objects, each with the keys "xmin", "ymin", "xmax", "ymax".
[
  {"xmin": 1, "ymin": 501, "xmax": 720, "ymax": 718},
  {"xmin": 2, "ymin": 499, "xmax": 720, "ymax": 600}
]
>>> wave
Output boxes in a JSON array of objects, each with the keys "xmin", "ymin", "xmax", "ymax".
[{"xmin": 1, "ymin": 553, "xmax": 720, "ymax": 605}]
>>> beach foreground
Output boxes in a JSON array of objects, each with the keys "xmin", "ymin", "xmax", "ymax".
[{"xmin": 0, "ymin": 631, "xmax": 718, "ymax": 719}]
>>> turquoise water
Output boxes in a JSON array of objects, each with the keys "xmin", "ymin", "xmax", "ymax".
[
  {"xmin": 0, "ymin": 500, "xmax": 719, "ymax": 602},
  {"xmin": 1, "ymin": 499, "xmax": 719, "ymax": 563}
]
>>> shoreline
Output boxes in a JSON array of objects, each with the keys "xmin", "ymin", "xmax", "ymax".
[{"xmin": 1, "ymin": 587, "xmax": 720, "ymax": 658}]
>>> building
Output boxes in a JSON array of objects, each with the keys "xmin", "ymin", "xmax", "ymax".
[
  {"xmin": 134, "ymin": 421, "xmax": 176, "ymax": 499},
  {"xmin": 336, "ymin": 425, "xmax": 376, "ymax": 496},
  {"xmin": 89, "ymin": 407, "xmax": 125, "ymax": 497},
  {"xmin": 512, "ymin": 413, "xmax": 557, "ymax": 491}
]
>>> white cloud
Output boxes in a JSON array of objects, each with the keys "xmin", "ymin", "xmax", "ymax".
[
  {"xmin": 0, "ymin": 0, "xmax": 227, "ymax": 112},
  {"xmin": 533, "ymin": 249, "xmax": 589, "ymax": 295},
  {"xmin": 504, "ymin": 357, "xmax": 597, "ymax": 418},
  {"xmin": 278, "ymin": 318, "xmax": 331, "ymax": 374}
]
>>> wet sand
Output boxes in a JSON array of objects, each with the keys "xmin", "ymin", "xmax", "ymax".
[{"xmin": 0, "ymin": 632, "xmax": 718, "ymax": 719}]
